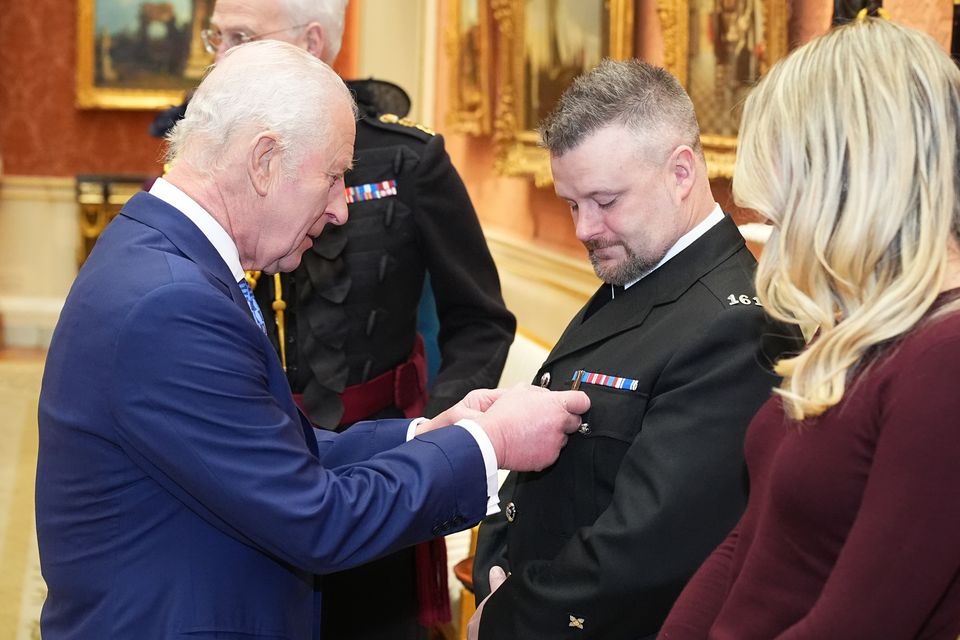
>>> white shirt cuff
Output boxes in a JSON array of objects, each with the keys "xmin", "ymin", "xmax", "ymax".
[
  {"xmin": 407, "ymin": 417, "xmax": 500, "ymax": 516},
  {"xmin": 407, "ymin": 417, "xmax": 428, "ymax": 441},
  {"xmin": 456, "ymin": 419, "xmax": 501, "ymax": 515}
]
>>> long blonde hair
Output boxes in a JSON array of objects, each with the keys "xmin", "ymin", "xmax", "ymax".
[{"xmin": 734, "ymin": 18, "xmax": 960, "ymax": 420}]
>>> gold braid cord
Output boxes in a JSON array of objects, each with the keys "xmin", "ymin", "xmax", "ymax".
[
  {"xmin": 856, "ymin": 6, "xmax": 890, "ymax": 19},
  {"xmin": 244, "ymin": 270, "xmax": 288, "ymax": 372},
  {"xmin": 271, "ymin": 274, "xmax": 287, "ymax": 372}
]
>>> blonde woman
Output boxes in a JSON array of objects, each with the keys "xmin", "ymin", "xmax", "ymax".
[{"xmin": 660, "ymin": 18, "xmax": 960, "ymax": 639}]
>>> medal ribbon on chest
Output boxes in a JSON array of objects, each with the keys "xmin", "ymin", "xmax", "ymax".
[
  {"xmin": 571, "ymin": 369, "xmax": 639, "ymax": 391},
  {"xmin": 345, "ymin": 180, "xmax": 398, "ymax": 204}
]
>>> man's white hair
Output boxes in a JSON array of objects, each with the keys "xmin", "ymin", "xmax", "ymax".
[
  {"xmin": 280, "ymin": 0, "xmax": 350, "ymax": 64},
  {"xmin": 165, "ymin": 40, "xmax": 356, "ymax": 176}
]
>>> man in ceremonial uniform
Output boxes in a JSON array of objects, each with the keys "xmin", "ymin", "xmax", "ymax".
[
  {"xmin": 199, "ymin": 1, "xmax": 515, "ymax": 638},
  {"xmin": 470, "ymin": 59, "xmax": 804, "ymax": 639}
]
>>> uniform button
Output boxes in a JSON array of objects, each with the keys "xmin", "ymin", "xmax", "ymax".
[
  {"xmin": 578, "ymin": 422, "xmax": 591, "ymax": 435},
  {"xmin": 505, "ymin": 501, "xmax": 517, "ymax": 523},
  {"xmin": 539, "ymin": 372, "xmax": 551, "ymax": 388}
]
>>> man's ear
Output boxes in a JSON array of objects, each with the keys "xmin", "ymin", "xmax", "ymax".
[
  {"xmin": 248, "ymin": 133, "xmax": 281, "ymax": 197},
  {"xmin": 670, "ymin": 145, "xmax": 698, "ymax": 202},
  {"xmin": 304, "ymin": 23, "xmax": 326, "ymax": 60}
]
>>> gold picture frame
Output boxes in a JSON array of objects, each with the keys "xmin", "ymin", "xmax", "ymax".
[
  {"xmin": 76, "ymin": 0, "xmax": 214, "ymax": 109},
  {"xmin": 492, "ymin": 0, "xmax": 635, "ymax": 186},
  {"xmin": 657, "ymin": 0, "xmax": 788, "ymax": 178},
  {"xmin": 446, "ymin": 0, "xmax": 493, "ymax": 135}
]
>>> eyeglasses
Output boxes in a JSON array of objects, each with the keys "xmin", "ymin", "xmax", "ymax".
[{"xmin": 200, "ymin": 24, "xmax": 311, "ymax": 55}]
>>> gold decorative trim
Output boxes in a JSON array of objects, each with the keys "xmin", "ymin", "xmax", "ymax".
[
  {"xmin": 656, "ymin": 0, "xmax": 689, "ymax": 85},
  {"xmin": 492, "ymin": 0, "xmax": 635, "ymax": 187},
  {"xmin": 657, "ymin": 0, "xmax": 789, "ymax": 179},
  {"xmin": 445, "ymin": 0, "xmax": 493, "ymax": 135},
  {"xmin": 608, "ymin": 0, "xmax": 637, "ymax": 67},
  {"xmin": 763, "ymin": 1, "xmax": 789, "ymax": 75},
  {"xmin": 380, "ymin": 113, "xmax": 437, "ymax": 135},
  {"xmin": 702, "ymin": 134, "xmax": 737, "ymax": 180},
  {"xmin": 75, "ymin": 176, "xmax": 147, "ymax": 267}
]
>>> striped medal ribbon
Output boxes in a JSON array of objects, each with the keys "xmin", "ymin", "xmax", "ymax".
[
  {"xmin": 570, "ymin": 369, "xmax": 639, "ymax": 391},
  {"xmin": 345, "ymin": 180, "xmax": 398, "ymax": 204}
]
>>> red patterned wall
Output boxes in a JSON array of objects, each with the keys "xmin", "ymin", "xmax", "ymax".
[
  {"xmin": 0, "ymin": 1, "xmax": 362, "ymax": 178},
  {"xmin": 0, "ymin": 0, "xmax": 166, "ymax": 177}
]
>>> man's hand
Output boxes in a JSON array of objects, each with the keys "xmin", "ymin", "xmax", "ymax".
[
  {"xmin": 473, "ymin": 384, "xmax": 589, "ymax": 471},
  {"xmin": 415, "ymin": 388, "xmax": 505, "ymax": 435},
  {"xmin": 467, "ymin": 566, "xmax": 508, "ymax": 640}
]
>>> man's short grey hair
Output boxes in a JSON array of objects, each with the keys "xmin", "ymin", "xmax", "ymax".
[
  {"xmin": 165, "ymin": 40, "xmax": 356, "ymax": 176},
  {"xmin": 539, "ymin": 58, "xmax": 703, "ymax": 160},
  {"xmin": 280, "ymin": 0, "xmax": 349, "ymax": 64}
]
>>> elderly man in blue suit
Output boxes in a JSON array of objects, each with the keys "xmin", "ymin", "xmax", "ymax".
[{"xmin": 35, "ymin": 41, "xmax": 589, "ymax": 640}]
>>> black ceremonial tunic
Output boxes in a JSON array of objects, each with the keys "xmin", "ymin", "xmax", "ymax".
[{"xmin": 256, "ymin": 85, "xmax": 515, "ymax": 429}]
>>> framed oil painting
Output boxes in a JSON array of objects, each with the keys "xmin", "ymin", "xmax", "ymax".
[
  {"xmin": 492, "ymin": 0, "xmax": 635, "ymax": 186},
  {"xmin": 76, "ymin": 0, "xmax": 215, "ymax": 109},
  {"xmin": 446, "ymin": 0, "xmax": 493, "ymax": 135},
  {"xmin": 657, "ymin": 0, "xmax": 788, "ymax": 177}
]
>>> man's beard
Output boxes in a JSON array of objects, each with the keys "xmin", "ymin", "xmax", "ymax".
[{"xmin": 585, "ymin": 239, "xmax": 662, "ymax": 286}]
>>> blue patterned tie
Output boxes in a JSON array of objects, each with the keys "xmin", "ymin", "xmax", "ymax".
[{"xmin": 238, "ymin": 279, "xmax": 267, "ymax": 334}]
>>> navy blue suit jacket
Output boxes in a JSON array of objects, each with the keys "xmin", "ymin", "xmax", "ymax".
[{"xmin": 36, "ymin": 192, "xmax": 487, "ymax": 640}]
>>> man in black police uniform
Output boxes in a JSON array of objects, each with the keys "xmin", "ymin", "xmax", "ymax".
[
  {"xmin": 469, "ymin": 59, "xmax": 804, "ymax": 639},
  {"xmin": 191, "ymin": 1, "xmax": 516, "ymax": 639}
]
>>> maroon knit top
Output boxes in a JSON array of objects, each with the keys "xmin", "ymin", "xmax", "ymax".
[{"xmin": 661, "ymin": 290, "xmax": 960, "ymax": 639}]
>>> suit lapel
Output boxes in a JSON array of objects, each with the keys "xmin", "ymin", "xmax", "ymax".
[
  {"xmin": 120, "ymin": 192, "xmax": 318, "ymax": 449},
  {"xmin": 119, "ymin": 192, "xmax": 250, "ymax": 317},
  {"xmin": 543, "ymin": 215, "xmax": 746, "ymax": 366},
  {"xmin": 120, "ymin": 193, "xmax": 319, "ymax": 456}
]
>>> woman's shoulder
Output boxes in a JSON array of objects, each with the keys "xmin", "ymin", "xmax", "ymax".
[
  {"xmin": 906, "ymin": 295, "xmax": 960, "ymax": 353},
  {"xmin": 877, "ymin": 300, "xmax": 960, "ymax": 395}
]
